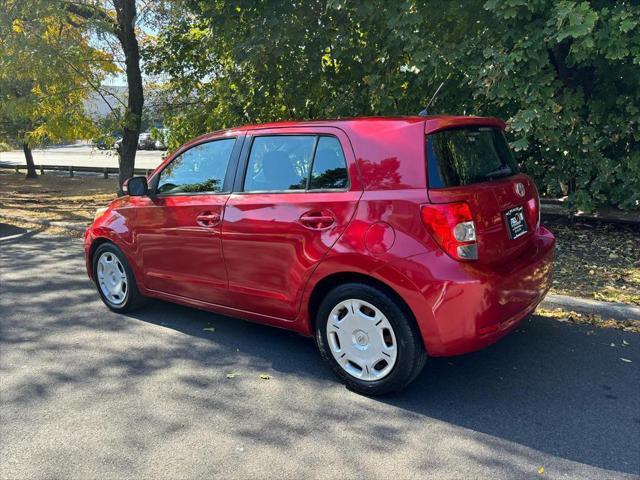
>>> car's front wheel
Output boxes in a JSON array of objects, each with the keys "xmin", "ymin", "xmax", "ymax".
[
  {"xmin": 93, "ymin": 243, "xmax": 146, "ymax": 312},
  {"xmin": 315, "ymin": 283, "xmax": 426, "ymax": 395}
]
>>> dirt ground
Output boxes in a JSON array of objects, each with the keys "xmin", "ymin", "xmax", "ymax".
[
  {"xmin": 0, "ymin": 170, "xmax": 117, "ymax": 235},
  {"xmin": 544, "ymin": 217, "xmax": 640, "ymax": 305},
  {"xmin": 1, "ymin": 170, "xmax": 639, "ymax": 308}
]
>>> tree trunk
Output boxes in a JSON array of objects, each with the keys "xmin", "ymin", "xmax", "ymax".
[
  {"xmin": 113, "ymin": 0, "xmax": 143, "ymax": 191},
  {"xmin": 22, "ymin": 142, "xmax": 37, "ymax": 179}
]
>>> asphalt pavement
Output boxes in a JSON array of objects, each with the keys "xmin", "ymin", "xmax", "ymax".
[
  {"xmin": 1, "ymin": 224, "xmax": 639, "ymax": 479},
  {"xmin": 0, "ymin": 144, "xmax": 163, "ymax": 170}
]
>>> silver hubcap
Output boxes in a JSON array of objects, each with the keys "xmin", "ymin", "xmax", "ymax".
[
  {"xmin": 97, "ymin": 252, "xmax": 128, "ymax": 306},
  {"xmin": 326, "ymin": 299, "xmax": 398, "ymax": 381}
]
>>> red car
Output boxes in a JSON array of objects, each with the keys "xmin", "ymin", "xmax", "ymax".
[{"xmin": 85, "ymin": 116, "xmax": 555, "ymax": 394}]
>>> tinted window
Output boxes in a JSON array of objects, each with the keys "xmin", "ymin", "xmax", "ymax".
[
  {"xmin": 309, "ymin": 136, "xmax": 349, "ymax": 189},
  {"xmin": 427, "ymin": 127, "xmax": 519, "ymax": 188},
  {"xmin": 157, "ymin": 139, "xmax": 235, "ymax": 194},
  {"xmin": 244, "ymin": 136, "xmax": 315, "ymax": 192}
]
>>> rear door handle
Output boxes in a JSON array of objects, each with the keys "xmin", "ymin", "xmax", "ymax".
[
  {"xmin": 196, "ymin": 211, "xmax": 221, "ymax": 227},
  {"xmin": 299, "ymin": 211, "xmax": 335, "ymax": 229}
]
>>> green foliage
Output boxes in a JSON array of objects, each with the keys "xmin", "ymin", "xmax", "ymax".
[
  {"xmin": 144, "ymin": 0, "xmax": 639, "ymax": 211},
  {"xmin": 472, "ymin": 0, "xmax": 640, "ymax": 211},
  {"xmin": 0, "ymin": 1, "xmax": 117, "ymax": 148}
]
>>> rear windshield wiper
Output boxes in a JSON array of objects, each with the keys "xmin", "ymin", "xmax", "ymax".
[{"xmin": 484, "ymin": 165, "xmax": 512, "ymax": 180}]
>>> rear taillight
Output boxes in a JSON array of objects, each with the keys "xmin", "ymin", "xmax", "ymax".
[
  {"xmin": 526, "ymin": 185, "xmax": 540, "ymax": 230},
  {"xmin": 420, "ymin": 202, "xmax": 478, "ymax": 261}
]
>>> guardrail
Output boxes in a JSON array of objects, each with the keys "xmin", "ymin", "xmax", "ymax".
[{"xmin": 0, "ymin": 163, "xmax": 152, "ymax": 178}]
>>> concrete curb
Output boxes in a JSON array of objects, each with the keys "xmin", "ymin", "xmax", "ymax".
[
  {"xmin": 541, "ymin": 293, "xmax": 640, "ymax": 321},
  {"xmin": 540, "ymin": 200, "xmax": 640, "ymax": 225},
  {"xmin": 0, "ymin": 213, "xmax": 87, "ymax": 232}
]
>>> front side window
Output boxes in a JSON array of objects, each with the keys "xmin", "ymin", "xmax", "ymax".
[
  {"xmin": 243, "ymin": 135, "xmax": 349, "ymax": 192},
  {"xmin": 157, "ymin": 138, "xmax": 236, "ymax": 194}
]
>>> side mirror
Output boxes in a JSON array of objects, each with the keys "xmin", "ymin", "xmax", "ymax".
[{"xmin": 124, "ymin": 176, "xmax": 148, "ymax": 196}]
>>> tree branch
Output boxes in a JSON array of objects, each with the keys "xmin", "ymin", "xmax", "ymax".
[{"xmin": 62, "ymin": 1, "xmax": 117, "ymax": 32}]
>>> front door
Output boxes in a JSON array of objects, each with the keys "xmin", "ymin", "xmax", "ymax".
[
  {"xmin": 135, "ymin": 136, "xmax": 241, "ymax": 304},
  {"xmin": 221, "ymin": 128, "xmax": 361, "ymax": 320}
]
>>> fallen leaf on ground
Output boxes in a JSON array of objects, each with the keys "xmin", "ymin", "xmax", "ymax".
[
  {"xmin": 538, "ymin": 466, "xmax": 545, "ymax": 475},
  {"xmin": 259, "ymin": 374, "xmax": 271, "ymax": 380},
  {"xmin": 544, "ymin": 218, "xmax": 640, "ymax": 305},
  {"xmin": 535, "ymin": 308, "xmax": 640, "ymax": 333}
]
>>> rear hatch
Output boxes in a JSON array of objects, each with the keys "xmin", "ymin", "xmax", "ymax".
[{"xmin": 425, "ymin": 122, "xmax": 539, "ymax": 266}]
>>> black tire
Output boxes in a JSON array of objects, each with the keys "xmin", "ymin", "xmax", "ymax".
[
  {"xmin": 315, "ymin": 282, "xmax": 427, "ymax": 395},
  {"xmin": 92, "ymin": 242, "xmax": 147, "ymax": 313}
]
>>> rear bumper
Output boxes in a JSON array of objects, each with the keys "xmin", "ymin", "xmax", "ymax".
[{"xmin": 390, "ymin": 226, "xmax": 555, "ymax": 356}]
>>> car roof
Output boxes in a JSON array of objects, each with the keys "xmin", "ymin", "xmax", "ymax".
[{"xmin": 178, "ymin": 115, "xmax": 506, "ymax": 149}]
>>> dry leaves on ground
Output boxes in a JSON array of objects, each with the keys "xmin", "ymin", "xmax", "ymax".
[
  {"xmin": 536, "ymin": 307, "xmax": 640, "ymax": 333},
  {"xmin": 0, "ymin": 171, "xmax": 117, "ymax": 236},
  {"xmin": 545, "ymin": 217, "xmax": 640, "ymax": 305}
]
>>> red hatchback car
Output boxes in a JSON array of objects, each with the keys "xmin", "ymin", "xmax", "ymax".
[{"xmin": 85, "ymin": 116, "xmax": 555, "ymax": 394}]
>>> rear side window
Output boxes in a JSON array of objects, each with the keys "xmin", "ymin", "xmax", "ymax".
[
  {"xmin": 244, "ymin": 136, "xmax": 314, "ymax": 191},
  {"xmin": 427, "ymin": 127, "xmax": 519, "ymax": 188},
  {"xmin": 157, "ymin": 138, "xmax": 235, "ymax": 194},
  {"xmin": 243, "ymin": 135, "xmax": 349, "ymax": 192},
  {"xmin": 309, "ymin": 136, "xmax": 349, "ymax": 190}
]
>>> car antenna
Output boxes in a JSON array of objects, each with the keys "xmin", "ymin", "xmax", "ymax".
[{"xmin": 418, "ymin": 76, "xmax": 449, "ymax": 116}]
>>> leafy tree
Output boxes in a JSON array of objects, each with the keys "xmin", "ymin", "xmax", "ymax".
[
  {"xmin": 475, "ymin": 0, "xmax": 640, "ymax": 211},
  {"xmin": 0, "ymin": 3, "xmax": 116, "ymax": 177},
  {"xmin": 58, "ymin": 0, "xmax": 146, "ymax": 188},
  {"xmin": 2, "ymin": 0, "xmax": 148, "ymax": 188},
  {"xmin": 144, "ymin": 1, "xmax": 478, "ymax": 145},
  {"xmin": 146, "ymin": 0, "xmax": 639, "ymax": 211}
]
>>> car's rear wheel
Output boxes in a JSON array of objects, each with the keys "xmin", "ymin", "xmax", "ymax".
[
  {"xmin": 315, "ymin": 283, "xmax": 426, "ymax": 395},
  {"xmin": 93, "ymin": 243, "xmax": 146, "ymax": 312}
]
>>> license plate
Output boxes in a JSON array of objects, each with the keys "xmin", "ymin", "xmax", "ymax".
[{"xmin": 504, "ymin": 205, "xmax": 528, "ymax": 240}]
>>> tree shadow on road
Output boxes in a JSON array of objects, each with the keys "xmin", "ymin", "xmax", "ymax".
[
  {"xmin": 131, "ymin": 299, "xmax": 640, "ymax": 475},
  {"xmin": 1, "ymin": 233, "xmax": 638, "ymax": 478},
  {"xmin": 0, "ymin": 222, "xmax": 45, "ymax": 243}
]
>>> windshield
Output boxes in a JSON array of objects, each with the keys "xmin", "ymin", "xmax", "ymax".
[{"xmin": 426, "ymin": 127, "xmax": 519, "ymax": 188}]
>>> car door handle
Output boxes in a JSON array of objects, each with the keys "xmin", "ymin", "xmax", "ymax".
[
  {"xmin": 299, "ymin": 212, "xmax": 335, "ymax": 229},
  {"xmin": 196, "ymin": 211, "xmax": 221, "ymax": 227}
]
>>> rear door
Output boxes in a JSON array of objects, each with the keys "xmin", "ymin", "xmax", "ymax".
[
  {"xmin": 134, "ymin": 135, "xmax": 243, "ymax": 304},
  {"xmin": 221, "ymin": 127, "xmax": 362, "ymax": 320},
  {"xmin": 426, "ymin": 125, "xmax": 540, "ymax": 265}
]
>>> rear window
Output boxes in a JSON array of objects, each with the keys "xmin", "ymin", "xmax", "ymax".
[{"xmin": 426, "ymin": 127, "xmax": 519, "ymax": 188}]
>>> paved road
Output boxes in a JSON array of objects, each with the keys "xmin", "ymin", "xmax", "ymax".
[
  {"xmin": 0, "ymin": 145, "xmax": 164, "ymax": 170},
  {"xmin": 1, "ymin": 226, "xmax": 639, "ymax": 479}
]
